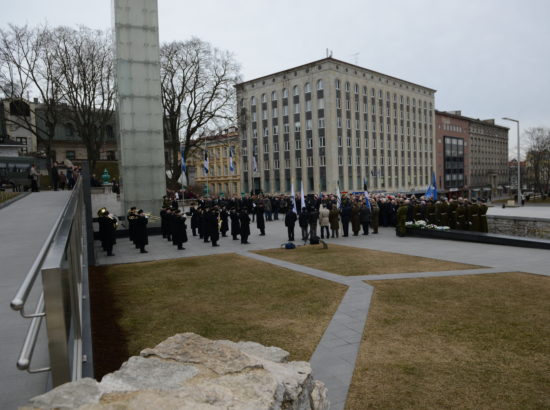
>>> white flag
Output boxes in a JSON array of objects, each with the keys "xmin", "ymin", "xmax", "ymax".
[
  {"xmin": 252, "ymin": 155, "xmax": 258, "ymax": 172},
  {"xmin": 291, "ymin": 183, "xmax": 297, "ymax": 214},
  {"xmin": 300, "ymin": 181, "xmax": 306, "ymax": 210},
  {"xmin": 336, "ymin": 180, "xmax": 342, "ymax": 209}
]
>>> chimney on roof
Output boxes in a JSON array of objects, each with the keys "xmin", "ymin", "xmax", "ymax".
[
  {"xmin": 482, "ymin": 119, "xmax": 495, "ymax": 125},
  {"xmin": 446, "ymin": 110, "xmax": 462, "ymax": 116}
]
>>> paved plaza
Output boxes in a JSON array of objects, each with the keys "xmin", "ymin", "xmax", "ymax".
[{"xmin": 2, "ymin": 195, "xmax": 549, "ymax": 409}]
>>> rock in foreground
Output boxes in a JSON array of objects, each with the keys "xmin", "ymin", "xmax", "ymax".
[{"xmin": 25, "ymin": 333, "xmax": 329, "ymax": 410}]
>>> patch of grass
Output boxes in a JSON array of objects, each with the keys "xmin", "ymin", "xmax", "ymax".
[
  {"xmin": 254, "ymin": 244, "xmax": 482, "ymax": 276},
  {"xmin": 90, "ymin": 253, "xmax": 346, "ymax": 379},
  {"xmin": 0, "ymin": 191, "xmax": 19, "ymax": 203},
  {"xmin": 346, "ymin": 273, "xmax": 550, "ymax": 409}
]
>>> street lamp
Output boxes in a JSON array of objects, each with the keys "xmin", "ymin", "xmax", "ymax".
[{"xmin": 502, "ymin": 117, "xmax": 521, "ymax": 206}]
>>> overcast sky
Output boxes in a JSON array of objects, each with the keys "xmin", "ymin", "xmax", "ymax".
[{"xmin": 2, "ymin": 0, "xmax": 549, "ymax": 157}]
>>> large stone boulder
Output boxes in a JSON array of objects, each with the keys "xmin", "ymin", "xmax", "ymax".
[{"xmin": 24, "ymin": 333, "xmax": 329, "ymax": 410}]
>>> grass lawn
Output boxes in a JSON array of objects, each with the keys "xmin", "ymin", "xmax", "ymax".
[
  {"xmin": 89, "ymin": 253, "xmax": 346, "ymax": 379},
  {"xmin": 254, "ymin": 244, "xmax": 482, "ymax": 276},
  {"xmin": 346, "ymin": 272, "xmax": 550, "ymax": 409},
  {"xmin": 0, "ymin": 191, "xmax": 19, "ymax": 204}
]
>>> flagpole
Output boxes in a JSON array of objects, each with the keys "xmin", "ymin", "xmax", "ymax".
[{"xmin": 205, "ymin": 139, "xmax": 209, "ymax": 197}]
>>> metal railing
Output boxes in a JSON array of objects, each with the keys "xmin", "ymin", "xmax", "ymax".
[{"xmin": 10, "ymin": 177, "xmax": 88, "ymax": 387}]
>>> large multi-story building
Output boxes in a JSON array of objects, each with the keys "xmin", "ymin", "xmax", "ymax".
[
  {"xmin": 436, "ymin": 110, "xmax": 508, "ymax": 199},
  {"xmin": 189, "ymin": 127, "xmax": 241, "ymax": 196},
  {"xmin": 236, "ymin": 57, "xmax": 436, "ymax": 195},
  {"xmin": 435, "ymin": 110, "xmax": 471, "ymax": 197}
]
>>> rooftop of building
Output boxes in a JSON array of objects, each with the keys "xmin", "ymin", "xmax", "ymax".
[
  {"xmin": 436, "ymin": 110, "xmax": 509, "ymax": 130},
  {"xmin": 197, "ymin": 126, "xmax": 239, "ymax": 142},
  {"xmin": 236, "ymin": 57, "xmax": 436, "ymax": 93}
]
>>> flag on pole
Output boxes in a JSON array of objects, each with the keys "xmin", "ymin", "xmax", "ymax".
[
  {"xmin": 431, "ymin": 171, "xmax": 438, "ymax": 200},
  {"xmin": 336, "ymin": 180, "xmax": 342, "ymax": 209},
  {"xmin": 203, "ymin": 150, "xmax": 209, "ymax": 174},
  {"xmin": 291, "ymin": 183, "xmax": 297, "ymax": 214},
  {"xmin": 300, "ymin": 180, "xmax": 306, "ymax": 210},
  {"xmin": 363, "ymin": 178, "xmax": 371, "ymax": 209},
  {"xmin": 252, "ymin": 155, "xmax": 258, "ymax": 172},
  {"xmin": 179, "ymin": 146, "xmax": 188, "ymax": 187},
  {"xmin": 229, "ymin": 147, "xmax": 235, "ymax": 173}
]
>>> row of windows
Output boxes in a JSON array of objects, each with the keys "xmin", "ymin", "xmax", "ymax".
[{"xmin": 248, "ymin": 80, "xmax": 324, "ymax": 105}]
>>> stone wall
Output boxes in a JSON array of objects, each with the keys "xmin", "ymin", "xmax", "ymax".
[
  {"xmin": 24, "ymin": 333, "xmax": 329, "ymax": 410},
  {"xmin": 487, "ymin": 215, "xmax": 550, "ymax": 239}
]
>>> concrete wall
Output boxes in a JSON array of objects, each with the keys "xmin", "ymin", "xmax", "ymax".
[
  {"xmin": 487, "ymin": 215, "xmax": 550, "ymax": 239},
  {"xmin": 113, "ymin": 0, "xmax": 166, "ymax": 215}
]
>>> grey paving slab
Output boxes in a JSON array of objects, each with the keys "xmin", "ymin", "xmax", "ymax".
[
  {"xmin": 351, "ymin": 267, "xmax": 510, "ymax": 281},
  {"xmin": 0, "ymin": 191, "xmax": 71, "ymax": 410}
]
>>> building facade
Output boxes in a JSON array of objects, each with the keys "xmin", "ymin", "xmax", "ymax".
[
  {"xmin": 189, "ymin": 128, "xmax": 241, "ymax": 196},
  {"xmin": 236, "ymin": 57, "xmax": 436, "ymax": 195},
  {"xmin": 435, "ymin": 111, "xmax": 471, "ymax": 196}
]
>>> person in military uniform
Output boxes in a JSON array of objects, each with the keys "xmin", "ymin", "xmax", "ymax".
[
  {"xmin": 160, "ymin": 206, "xmax": 169, "ymax": 239},
  {"xmin": 351, "ymin": 202, "xmax": 361, "ymax": 236},
  {"xmin": 172, "ymin": 209, "xmax": 188, "ymax": 250},
  {"xmin": 189, "ymin": 204, "xmax": 199, "ymax": 236},
  {"xmin": 206, "ymin": 207, "xmax": 220, "ymax": 246},
  {"xmin": 329, "ymin": 204, "xmax": 340, "ymax": 238},
  {"xmin": 369, "ymin": 200, "xmax": 379, "ymax": 234},
  {"xmin": 341, "ymin": 201, "xmax": 352, "ymax": 237},
  {"xmin": 127, "ymin": 207, "xmax": 138, "ymax": 248},
  {"xmin": 239, "ymin": 208, "xmax": 251, "ymax": 244},
  {"xmin": 256, "ymin": 202, "xmax": 266, "ymax": 236},
  {"xmin": 134, "ymin": 209, "xmax": 149, "ymax": 253},
  {"xmin": 359, "ymin": 202, "xmax": 371, "ymax": 235},
  {"xmin": 229, "ymin": 208, "xmax": 240, "ymax": 240},
  {"xmin": 97, "ymin": 208, "xmax": 117, "ymax": 256},
  {"xmin": 220, "ymin": 207, "xmax": 229, "ymax": 237}
]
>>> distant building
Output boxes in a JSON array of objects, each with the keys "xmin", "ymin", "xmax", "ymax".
[
  {"xmin": 0, "ymin": 99, "xmax": 38, "ymax": 154},
  {"xmin": 435, "ymin": 111, "xmax": 471, "ymax": 197},
  {"xmin": 436, "ymin": 110, "xmax": 508, "ymax": 199},
  {"xmin": 188, "ymin": 127, "xmax": 241, "ymax": 196},
  {"xmin": 236, "ymin": 57, "xmax": 436, "ymax": 195}
]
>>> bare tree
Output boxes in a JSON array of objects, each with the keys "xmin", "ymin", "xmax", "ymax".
[
  {"xmin": 0, "ymin": 25, "xmax": 64, "ymax": 170},
  {"xmin": 524, "ymin": 127, "xmax": 550, "ymax": 195},
  {"xmin": 160, "ymin": 38, "xmax": 241, "ymax": 189},
  {"xmin": 53, "ymin": 26, "xmax": 115, "ymax": 171}
]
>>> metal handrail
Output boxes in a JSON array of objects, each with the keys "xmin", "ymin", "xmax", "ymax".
[
  {"xmin": 16, "ymin": 293, "xmax": 50, "ymax": 373},
  {"xmin": 10, "ymin": 179, "xmax": 82, "ymax": 316}
]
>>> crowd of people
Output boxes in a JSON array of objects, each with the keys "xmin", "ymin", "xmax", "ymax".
[{"xmin": 97, "ymin": 192, "xmax": 490, "ymax": 257}]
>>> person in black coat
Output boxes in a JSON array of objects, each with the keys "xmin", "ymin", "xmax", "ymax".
[
  {"xmin": 239, "ymin": 209, "xmax": 251, "ymax": 244},
  {"xmin": 127, "ymin": 207, "xmax": 138, "ymax": 247},
  {"xmin": 201, "ymin": 207, "xmax": 210, "ymax": 242},
  {"xmin": 172, "ymin": 209, "xmax": 188, "ymax": 250},
  {"xmin": 308, "ymin": 206, "xmax": 319, "ymax": 240},
  {"xmin": 359, "ymin": 203, "xmax": 371, "ymax": 235},
  {"xmin": 256, "ymin": 203, "xmax": 266, "ymax": 235},
  {"xmin": 220, "ymin": 207, "xmax": 229, "ymax": 237},
  {"xmin": 285, "ymin": 209, "xmax": 297, "ymax": 241},
  {"xmin": 298, "ymin": 207, "xmax": 309, "ymax": 241},
  {"xmin": 206, "ymin": 207, "xmax": 220, "ymax": 246},
  {"xmin": 134, "ymin": 210, "xmax": 149, "ymax": 253},
  {"xmin": 98, "ymin": 209, "xmax": 117, "ymax": 256},
  {"xmin": 189, "ymin": 205, "xmax": 199, "ymax": 236},
  {"xmin": 229, "ymin": 208, "xmax": 240, "ymax": 240},
  {"xmin": 341, "ymin": 202, "xmax": 352, "ymax": 237},
  {"xmin": 160, "ymin": 206, "xmax": 169, "ymax": 239}
]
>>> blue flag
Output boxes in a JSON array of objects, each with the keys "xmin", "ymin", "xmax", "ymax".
[
  {"xmin": 203, "ymin": 150, "xmax": 209, "ymax": 174},
  {"xmin": 229, "ymin": 147, "xmax": 235, "ymax": 173},
  {"xmin": 363, "ymin": 178, "xmax": 371, "ymax": 209},
  {"xmin": 181, "ymin": 146, "xmax": 187, "ymax": 174},
  {"xmin": 431, "ymin": 171, "xmax": 438, "ymax": 200}
]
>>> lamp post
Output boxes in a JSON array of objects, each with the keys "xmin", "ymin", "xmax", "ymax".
[{"xmin": 502, "ymin": 117, "xmax": 521, "ymax": 206}]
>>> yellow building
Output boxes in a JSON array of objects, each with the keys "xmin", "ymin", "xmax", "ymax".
[{"xmin": 189, "ymin": 127, "xmax": 241, "ymax": 196}]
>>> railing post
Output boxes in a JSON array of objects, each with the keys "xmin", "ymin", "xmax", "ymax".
[{"xmin": 81, "ymin": 162, "xmax": 96, "ymax": 267}]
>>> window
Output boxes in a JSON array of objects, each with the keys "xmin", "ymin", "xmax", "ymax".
[
  {"xmin": 252, "ymin": 112, "xmax": 257, "ymax": 122},
  {"xmin": 264, "ymin": 160, "xmax": 269, "ymax": 170},
  {"xmin": 283, "ymin": 105, "xmax": 289, "ymax": 116},
  {"xmin": 355, "ymin": 101, "xmax": 359, "ymax": 112},
  {"xmin": 284, "ymin": 141, "xmax": 290, "ymax": 151},
  {"xmin": 294, "ymin": 103, "xmax": 300, "ymax": 114},
  {"xmin": 345, "ymin": 82, "xmax": 350, "ymax": 92},
  {"xmin": 338, "ymin": 136, "xmax": 342, "ymax": 147},
  {"xmin": 295, "ymin": 140, "xmax": 301, "ymax": 150},
  {"xmin": 262, "ymin": 110, "xmax": 267, "ymax": 120},
  {"xmin": 356, "ymin": 119, "xmax": 360, "ymax": 129},
  {"xmin": 354, "ymin": 84, "xmax": 359, "ymax": 94},
  {"xmin": 336, "ymin": 97, "xmax": 341, "ymax": 109},
  {"xmin": 294, "ymin": 122, "xmax": 301, "ymax": 132},
  {"xmin": 337, "ymin": 117, "xmax": 342, "ymax": 128},
  {"xmin": 346, "ymin": 136, "xmax": 351, "ymax": 146},
  {"xmin": 273, "ymin": 125, "xmax": 279, "ymax": 135},
  {"xmin": 307, "ymin": 156, "xmax": 313, "ymax": 167},
  {"xmin": 251, "ymin": 96, "xmax": 256, "ymax": 105},
  {"xmin": 305, "ymin": 82, "xmax": 311, "ymax": 93},
  {"xmin": 363, "ymin": 86, "xmax": 367, "ymax": 95},
  {"xmin": 242, "ymin": 147, "xmax": 247, "ymax": 156},
  {"xmin": 346, "ymin": 99, "xmax": 350, "ymax": 110},
  {"xmin": 338, "ymin": 155, "xmax": 343, "ymax": 165},
  {"xmin": 283, "ymin": 88, "xmax": 288, "ymax": 98},
  {"xmin": 306, "ymin": 100, "xmax": 312, "ymax": 112},
  {"xmin": 244, "ymin": 162, "xmax": 248, "ymax": 171},
  {"xmin": 318, "ymin": 98, "xmax": 324, "ymax": 109},
  {"xmin": 293, "ymin": 85, "xmax": 299, "ymax": 96},
  {"xmin": 320, "ymin": 155, "xmax": 326, "ymax": 166},
  {"xmin": 319, "ymin": 136, "xmax": 325, "ymax": 147},
  {"xmin": 272, "ymin": 107, "xmax": 278, "ymax": 117},
  {"xmin": 274, "ymin": 159, "xmax": 280, "ymax": 169},
  {"xmin": 253, "ymin": 129, "xmax": 258, "ymax": 138},
  {"xmin": 318, "ymin": 118, "xmax": 325, "ymax": 128},
  {"xmin": 346, "ymin": 119, "xmax": 351, "ymax": 129},
  {"xmin": 296, "ymin": 157, "xmax": 302, "ymax": 167},
  {"xmin": 285, "ymin": 159, "xmax": 290, "ymax": 169},
  {"xmin": 317, "ymin": 79, "xmax": 323, "ymax": 90},
  {"xmin": 335, "ymin": 79, "xmax": 340, "ymax": 90},
  {"xmin": 307, "ymin": 138, "xmax": 313, "ymax": 149},
  {"xmin": 66, "ymin": 150, "xmax": 76, "ymax": 160},
  {"xmin": 284, "ymin": 123, "xmax": 290, "ymax": 133},
  {"xmin": 261, "ymin": 94, "xmax": 266, "ymax": 103},
  {"xmin": 306, "ymin": 119, "xmax": 312, "ymax": 130},
  {"xmin": 271, "ymin": 91, "xmax": 277, "ymax": 101},
  {"xmin": 264, "ymin": 127, "xmax": 269, "ymax": 137}
]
